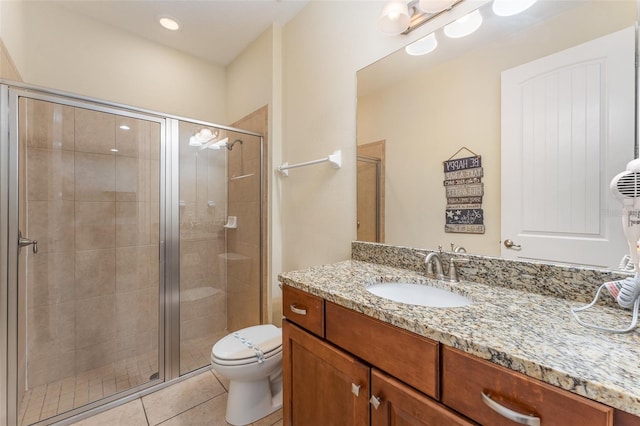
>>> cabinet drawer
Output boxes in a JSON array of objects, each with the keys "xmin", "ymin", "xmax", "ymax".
[
  {"xmin": 442, "ymin": 346, "xmax": 614, "ymax": 426},
  {"xmin": 326, "ymin": 301, "xmax": 439, "ymax": 399},
  {"xmin": 282, "ymin": 285, "xmax": 324, "ymax": 337}
]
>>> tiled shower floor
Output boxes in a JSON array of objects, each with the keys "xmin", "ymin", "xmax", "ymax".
[{"xmin": 19, "ymin": 352, "xmax": 158, "ymax": 426}]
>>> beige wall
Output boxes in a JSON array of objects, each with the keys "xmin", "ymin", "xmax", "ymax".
[
  {"xmin": 0, "ymin": 39, "xmax": 22, "ymax": 81},
  {"xmin": 0, "ymin": 1, "xmax": 227, "ymax": 122},
  {"xmin": 357, "ymin": 1, "xmax": 636, "ymax": 256},
  {"xmin": 278, "ymin": 1, "xmax": 472, "ymax": 271},
  {"xmin": 0, "ymin": 0, "xmax": 500, "ymax": 310}
]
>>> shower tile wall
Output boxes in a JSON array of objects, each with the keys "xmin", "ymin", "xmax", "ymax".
[
  {"xmin": 228, "ymin": 106, "xmax": 268, "ymax": 328},
  {"xmin": 179, "ymin": 123, "xmax": 228, "ymax": 374},
  {"xmin": 22, "ymin": 99, "xmax": 160, "ymax": 390}
]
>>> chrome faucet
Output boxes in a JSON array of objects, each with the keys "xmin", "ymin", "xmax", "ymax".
[{"xmin": 424, "ymin": 252, "xmax": 445, "ymax": 280}]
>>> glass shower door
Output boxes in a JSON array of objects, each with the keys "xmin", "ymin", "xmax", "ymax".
[
  {"xmin": 15, "ymin": 95, "xmax": 162, "ymax": 425},
  {"xmin": 177, "ymin": 122, "xmax": 263, "ymax": 375}
]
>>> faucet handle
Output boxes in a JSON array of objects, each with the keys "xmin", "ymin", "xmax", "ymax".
[{"xmin": 448, "ymin": 257, "xmax": 469, "ymax": 282}]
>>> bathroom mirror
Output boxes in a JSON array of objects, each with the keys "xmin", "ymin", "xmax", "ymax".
[{"xmin": 357, "ymin": 0, "xmax": 638, "ymax": 268}]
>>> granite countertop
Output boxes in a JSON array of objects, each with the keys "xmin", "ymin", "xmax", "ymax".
[{"xmin": 278, "ymin": 259, "xmax": 640, "ymax": 416}]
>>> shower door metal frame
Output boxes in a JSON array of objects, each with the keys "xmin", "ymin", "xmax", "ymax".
[
  {"xmin": 1, "ymin": 82, "xmax": 169, "ymax": 425},
  {"xmin": 0, "ymin": 80, "xmax": 266, "ymax": 425}
]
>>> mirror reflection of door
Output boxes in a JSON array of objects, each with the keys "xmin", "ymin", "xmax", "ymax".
[
  {"xmin": 357, "ymin": 141, "xmax": 385, "ymax": 242},
  {"xmin": 501, "ymin": 26, "xmax": 635, "ymax": 268}
]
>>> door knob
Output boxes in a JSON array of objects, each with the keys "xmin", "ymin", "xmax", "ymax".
[
  {"xmin": 18, "ymin": 230, "xmax": 38, "ymax": 254},
  {"xmin": 503, "ymin": 239, "xmax": 521, "ymax": 249}
]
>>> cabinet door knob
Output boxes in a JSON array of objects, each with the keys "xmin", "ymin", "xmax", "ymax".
[
  {"xmin": 481, "ymin": 392, "xmax": 540, "ymax": 426},
  {"xmin": 351, "ymin": 383, "xmax": 361, "ymax": 397},
  {"xmin": 369, "ymin": 395, "xmax": 381, "ymax": 410},
  {"xmin": 289, "ymin": 304, "xmax": 307, "ymax": 315}
]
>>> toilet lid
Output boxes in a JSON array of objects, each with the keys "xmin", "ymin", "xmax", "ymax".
[{"xmin": 212, "ymin": 324, "xmax": 282, "ymax": 362}]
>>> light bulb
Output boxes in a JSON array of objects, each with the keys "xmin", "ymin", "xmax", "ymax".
[
  {"xmin": 444, "ymin": 9, "xmax": 482, "ymax": 38},
  {"xmin": 405, "ymin": 33, "xmax": 438, "ymax": 56},
  {"xmin": 378, "ymin": 0, "xmax": 411, "ymax": 35}
]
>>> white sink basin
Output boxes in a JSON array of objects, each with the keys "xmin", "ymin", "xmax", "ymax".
[{"xmin": 366, "ymin": 282, "xmax": 472, "ymax": 308}]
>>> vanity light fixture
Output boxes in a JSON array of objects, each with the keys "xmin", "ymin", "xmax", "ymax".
[
  {"xmin": 492, "ymin": 0, "xmax": 538, "ymax": 17},
  {"xmin": 378, "ymin": 0, "xmax": 462, "ymax": 35},
  {"xmin": 405, "ymin": 32, "xmax": 438, "ymax": 55},
  {"xmin": 158, "ymin": 15, "xmax": 180, "ymax": 31},
  {"xmin": 378, "ymin": 0, "xmax": 412, "ymax": 35},
  {"xmin": 444, "ymin": 9, "xmax": 482, "ymax": 38},
  {"xmin": 419, "ymin": 0, "xmax": 456, "ymax": 14}
]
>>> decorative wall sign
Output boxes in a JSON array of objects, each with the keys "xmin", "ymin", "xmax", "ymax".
[{"xmin": 443, "ymin": 148, "xmax": 485, "ymax": 234}]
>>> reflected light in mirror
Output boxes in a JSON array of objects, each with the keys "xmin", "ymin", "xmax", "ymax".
[
  {"xmin": 419, "ymin": 0, "xmax": 457, "ymax": 14},
  {"xmin": 444, "ymin": 9, "xmax": 482, "ymax": 38},
  {"xmin": 189, "ymin": 128, "xmax": 217, "ymax": 146},
  {"xmin": 493, "ymin": 0, "xmax": 538, "ymax": 17},
  {"xmin": 378, "ymin": 0, "xmax": 411, "ymax": 35},
  {"xmin": 405, "ymin": 32, "xmax": 438, "ymax": 56}
]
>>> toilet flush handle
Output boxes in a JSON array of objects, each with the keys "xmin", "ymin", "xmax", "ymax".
[{"xmin": 289, "ymin": 304, "xmax": 307, "ymax": 316}]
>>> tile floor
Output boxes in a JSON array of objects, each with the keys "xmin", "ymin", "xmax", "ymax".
[
  {"xmin": 18, "ymin": 333, "xmax": 282, "ymax": 426},
  {"xmin": 19, "ymin": 352, "xmax": 159, "ymax": 426},
  {"xmin": 71, "ymin": 369, "xmax": 283, "ymax": 426}
]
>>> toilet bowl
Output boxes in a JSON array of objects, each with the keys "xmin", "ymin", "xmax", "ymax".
[{"xmin": 211, "ymin": 324, "xmax": 283, "ymax": 426}]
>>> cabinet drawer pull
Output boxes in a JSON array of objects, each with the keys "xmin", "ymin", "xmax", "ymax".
[
  {"xmin": 289, "ymin": 304, "xmax": 307, "ymax": 315},
  {"xmin": 481, "ymin": 392, "xmax": 540, "ymax": 426},
  {"xmin": 370, "ymin": 395, "xmax": 381, "ymax": 410},
  {"xmin": 351, "ymin": 383, "xmax": 361, "ymax": 397}
]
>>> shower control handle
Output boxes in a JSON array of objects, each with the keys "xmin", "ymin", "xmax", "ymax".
[
  {"xmin": 289, "ymin": 304, "xmax": 307, "ymax": 316},
  {"xmin": 18, "ymin": 231, "xmax": 38, "ymax": 254}
]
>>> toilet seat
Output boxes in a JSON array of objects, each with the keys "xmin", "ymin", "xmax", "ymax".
[{"xmin": 212, "ymin": 324, "xmax": 282, "ymax": 366}]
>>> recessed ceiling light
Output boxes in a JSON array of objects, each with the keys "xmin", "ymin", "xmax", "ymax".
[
  {"xmin": 159, "ymin": 16, "xmax": 180, "ymax": 31},
  {"xmin": 119, "ymin": 125, "xmax": 130, "ymax": 130}
]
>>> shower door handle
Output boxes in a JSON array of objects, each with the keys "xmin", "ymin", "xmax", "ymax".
[{"xmin": 18, "ymin": 231, "xmax": 38, "ymax": 254}]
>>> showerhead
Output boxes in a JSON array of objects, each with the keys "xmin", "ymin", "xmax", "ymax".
[{"xmin": 227, "ymin": 139, "xmax": 243, "ymax": 151}]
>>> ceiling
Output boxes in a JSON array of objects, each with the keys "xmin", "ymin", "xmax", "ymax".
[{"xmin": 55, "ymin": 0, "xmax": 309, "ymax": 66}]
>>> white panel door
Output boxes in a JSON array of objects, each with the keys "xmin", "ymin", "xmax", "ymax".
[{"xmin": 501, "ymin": 27, "xmax": 635, "ymax": 268}]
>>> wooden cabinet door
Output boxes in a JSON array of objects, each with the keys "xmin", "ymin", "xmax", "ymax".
[
  {"xmin": 283, "ymin": 320, "xmax": 370, "ymax": 426},
  {"xmin": 371, "ymin": 369, "xmax": 476, "ymax": 426}
]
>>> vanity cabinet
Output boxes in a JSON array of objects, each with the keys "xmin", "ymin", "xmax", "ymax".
[
  {"xmin": 283, "ymin": 320, "xmax": 472, "ymax": 426},
  {"xmin": 441, "ymin": 346, "xmax": 614, "ymax": 425},
  {"xmin": 283, "ymin": 321, "xmax": 370, "ymax": 425},
  {"xmin": 282, "ymin": 284, "xmax": 630, "ymax": 426},
  {"xmin": 282, "ymin": 285, "xmax": 471, "ymax": 425},
  {"xmin": 370, "ymin": 369, "xmax": 475, "ymax": 426}
]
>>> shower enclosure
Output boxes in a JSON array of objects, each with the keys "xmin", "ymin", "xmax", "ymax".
[{"xmin": 0, "ymin": 83, "xmax": 265, "ymax": 425}]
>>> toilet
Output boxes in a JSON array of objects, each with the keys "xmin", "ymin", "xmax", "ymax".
[{"xmin": 210, "ymin": 324, "xmax": 283, "ymax": 426}]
